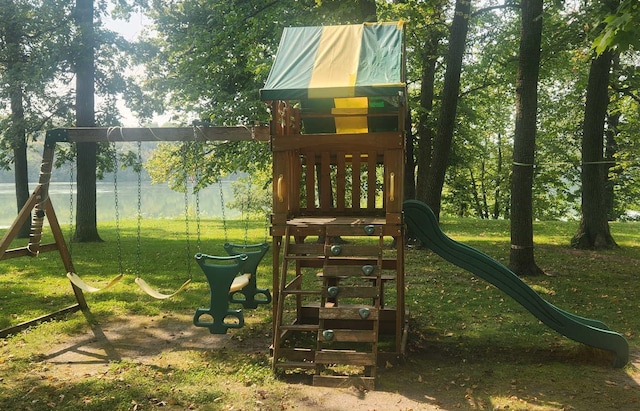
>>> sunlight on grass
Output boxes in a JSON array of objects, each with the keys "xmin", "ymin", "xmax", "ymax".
[{"xmin": 1, "ymin": 217, "xmax": 639, "ymax": 410}]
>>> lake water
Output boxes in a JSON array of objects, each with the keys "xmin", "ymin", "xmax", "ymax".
[{"xmin": 0, "ymin": 180, "xmax": 241, "ymax": 229}]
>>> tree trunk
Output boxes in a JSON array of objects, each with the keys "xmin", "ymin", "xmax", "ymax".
[
  {"xmin": 509, "ymin": 0, "xmax": 544, "ymax": 276},
  {"xmin": 74, "ymin": 0, "xmax": 102, "ymax": 242},
  {"xmin": 604, "ymin": 110, "xmax": 619, "ymax": 220},
  {"xmin": 4, "ymin": 2, "xmax": 31, "ymax": 239},
  {"xmin": 404, "ymin": 110, "xmax": 416, "ymax": 200},
  {"xmin": 423, "ymin": 0, "xmax": 471, "ymax": 220},
  {"xmin": 492, "ymin": 133, "xmax": 503, "ymax": 219},
  {"xmin": 415, "ymin": 33, "xmax": 439, "ymax": 204},
  {"xmin": 570, "ymin": 49, "xmax": 618, "ymax": 249}
]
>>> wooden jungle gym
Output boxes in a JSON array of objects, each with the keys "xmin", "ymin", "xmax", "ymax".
[
  {"xmin": 1, "ymin": 21, "xmax": 408, "ymax": 390},
  {"xmin": 261, "ymin": 22, "xmax": 408, "ymax": 389}
]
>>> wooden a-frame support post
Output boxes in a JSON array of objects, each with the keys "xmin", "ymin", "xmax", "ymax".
[{"xmin": 0, "ymin": 132, "xmax": 87, "ymax": 338}]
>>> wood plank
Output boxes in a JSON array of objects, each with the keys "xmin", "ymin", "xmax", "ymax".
[
  {"xmin": 324, "ymin": 224, "xmax": 383, "ymax": 236},
  {"xmin": 319, "ymin": 307, "xmax": 378, "ymax": 321},
  {"xmin": 61, "ymin": 126, "xmax": 269, "ymax": 143},
  {"xmin": 315, "ymin": 351, "xmax": 376, "ymax": 366},
  {"xmin": 321, "ymin": 286, "xmax": 379, "ymax": 299},
  {"xmin": 320, "ymin": 152, "xmax": 331, "ymax": 211},
  {"xmin": 324, "ymin": 245, "xmax": 381, "ymax": 257},
  {"xmin": 276, "ymin": 348, "xmax": 315, "ymax": 362},
  {"xmin": 272, "ymin": 133, "xmax": 403, "ymax": 152},
  {"xmin": 321, "ymin": 265, "xmax": 380, "ymax": 277},
  {"xmin": 318, "ymin": 329, "xmax": 377, "ymax": 343},
  {"xmin": 283, "ymin": 274, "xmax": 302, "ymax": 291},
  {"xmin": 288, "ymin": 243, "xmax": 324, "ymax": 255},
  {"xmin": 0, "ymin": 304, "xmax": 81, "ymax": 338}
]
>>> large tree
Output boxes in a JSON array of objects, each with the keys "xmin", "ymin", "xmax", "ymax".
[
  {"xmin": 0, "ymin": 0, "xmax": 74, "ymax": 237},
  {"xmin": 570, "ymin": 48, "xmax": 618, "ymax": 249},
  {"xmin": 509, "ymin": 0, "xmax": 544, "ymax": 276},
  {"xmin": 2, "ymin": 0, "xmax": 30, "ymax": 238},
  {"xmin": 423, "ymin": 0, "xmax": 472, "ymax": 219},
  {"xmin": 74, "ymin": 0, "xmax": 102, "ymax": 242}
]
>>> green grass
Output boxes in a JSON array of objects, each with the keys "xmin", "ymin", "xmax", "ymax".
[{"xmin": 1, "ymin": 217, "xmax": 639, "ymax": 410}]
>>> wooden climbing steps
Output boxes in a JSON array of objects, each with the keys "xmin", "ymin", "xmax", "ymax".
[{"xmin": 272, "ymin": 219, "xmax": 404, "ymax": 390}]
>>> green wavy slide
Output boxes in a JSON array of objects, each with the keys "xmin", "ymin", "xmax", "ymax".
[{"xmin": 403, "ymin": 200, "xmax": 628, "ymax": 368}]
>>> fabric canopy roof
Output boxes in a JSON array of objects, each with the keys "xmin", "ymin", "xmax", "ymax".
[{"xmin": 260, "ymin": 21, "xmax": 405, "ymax": 101}]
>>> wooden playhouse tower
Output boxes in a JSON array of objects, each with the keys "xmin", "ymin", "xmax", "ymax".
[{"xmin": 260, "ymin": 22, "xmax": 407, "ymax": 389}]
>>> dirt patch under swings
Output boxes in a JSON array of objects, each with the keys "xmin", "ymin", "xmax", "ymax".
[{"xmin": 40, "ymin": 313, "xmax": 433, "ymax": 411}]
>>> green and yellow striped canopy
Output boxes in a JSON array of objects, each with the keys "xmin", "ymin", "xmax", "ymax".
[{"xmin": 260, "ymin": 22, "xmax": 405, "ymax": 101}]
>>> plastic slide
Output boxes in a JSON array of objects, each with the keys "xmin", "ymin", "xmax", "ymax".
[{"xmin": 403, "ymin": 200, "xmax": 629, "ymax": 368}]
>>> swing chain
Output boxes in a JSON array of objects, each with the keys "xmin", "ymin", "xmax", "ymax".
[
  {"xmin": 243, "ymin": 178, "xmax": 250, "ymax": 245},
  {"xmin": 194, "ymin": 142, "xmax": 202, "ymax": 252},
  {"xmin": 136, "ymin": 141, "xmax": 143, "ymax": 276},
  {"xmin": 68, "ymin": 156, "xmax": 74, "ymax": 255},
  {"xmin": 218, "ymin": 179, "xmax": 228, "ymax": 243},
  {"xmin": 182, "ymin": 142, "xmax": 192, "ymax": 277},
  {"xmin": 113, "ymin": 143, "xmax": 123, "ymax": 275}
]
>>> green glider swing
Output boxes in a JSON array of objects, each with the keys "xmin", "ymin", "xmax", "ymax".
[{"xmin": 192, "ymin": 177, "xmax": 271, "ymax": 334}]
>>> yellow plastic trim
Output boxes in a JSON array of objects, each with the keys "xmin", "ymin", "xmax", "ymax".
[
  {"xmin": 135, "ymin": 277, "xmax": 191, "ymax": 300},
  {"xmin": 389, "ymin": 172, "xmax": 395, "ymax": 202},
  {"xmin": 67, "ymin": 272, "xmax": 123, "ymax": 293},
  {"xmin": 229, "ymin": 273, "xmax": 251, "ymax": 293},
  {"xmin": 277, "ymin": 174, "xmax": 285, "ymax": 202}
]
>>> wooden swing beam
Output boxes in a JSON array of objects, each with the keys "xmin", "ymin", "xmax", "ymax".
[{"xmin": 0, "ymin": 125, "xmax": 268, "ymax": 338}]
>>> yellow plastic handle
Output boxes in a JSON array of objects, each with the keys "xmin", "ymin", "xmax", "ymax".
[
  {"xmin": 389, "ymin": 172, "xmax": 395, "ymax": 202},
  {"xmin": 277, "ymin": 174, "xmax": 285, "ymax": 202}
]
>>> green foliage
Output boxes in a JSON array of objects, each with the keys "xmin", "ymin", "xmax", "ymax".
[{"xmin": 593, "ymin": 0, "xmax": 640, "ymax": 54}]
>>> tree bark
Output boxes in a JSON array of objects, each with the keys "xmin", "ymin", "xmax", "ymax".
[
  {"xmin": 604, "ymin": 110, "xmax": 619, "ymax": 220},
  {"xmin": 423, "ymin": 0, "xmax": 471, "ymax": 220},
  {"xmin": 508, "ymin": 0, "xmax": 544, "ymax": 276},
  {"xmin": 415, "ymin": 33, "xmax": 439, "ymax": 204},
  {"xmin": 74, "ymin": 0, "xmax": 102, "ymax": 242},
  {"xmin": 570, "ymin": 49, "xmax": 618, "ymax": 249}
]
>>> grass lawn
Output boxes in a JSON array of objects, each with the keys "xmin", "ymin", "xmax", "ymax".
[{"xmin": 1, "ymin": 217, "xmax": 638, "ymax": 410}]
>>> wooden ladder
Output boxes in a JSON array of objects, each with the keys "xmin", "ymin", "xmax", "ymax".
[{"xmin": 273, "ymin": 223, "xmax": 385, "ymax": 390}]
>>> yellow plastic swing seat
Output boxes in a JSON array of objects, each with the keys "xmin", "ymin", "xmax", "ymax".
[
  {"xmin": 135, "ymin": 277, "xmax": 192, "ymax": 300},
  {"xmin": 67, "ymin": 272, "xmax": 123, "ymax": 293}
]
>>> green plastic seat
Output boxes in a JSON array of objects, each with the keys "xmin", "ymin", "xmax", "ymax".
[{"xmin": 193, "ymin": 253, "xmax": 248, "ymax": 334}]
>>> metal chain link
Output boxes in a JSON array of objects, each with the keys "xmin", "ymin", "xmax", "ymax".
[
  {"xmin": 68, "ymin": 156, "xmax": 74, "ymax": 255},
  {"xmin": 113, "ymin": 143, "xmax": 123, "ymax": 275},
  {"xmin": 243, "ymin": 178, "xmax": 250, "ymax": 245},
  {"xmin": 136, "ymin": 141, "xmax": 142, "ymax": 276},
  {"xmin": 218, "ymin": 179, "xmax": 228, "ymax": 243},
  {"xmin": 194, "ymin": 141, "xmax": 202, "ymax": 252},
  {"xmin": 182, "ymin": 142, "xmax": 192, "ymax": 278}
]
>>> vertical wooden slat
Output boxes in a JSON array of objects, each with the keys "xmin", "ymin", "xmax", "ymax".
[
  {"xmin": 291, "ymin": 151, "xmax": 302, "ymax": 215},
  {"xmin": 336, "ymin": 152, "xmax": 346, "ymax": 211},
  {"xmin": 320, "ymin": 152, "xmax": 331, "ymax": 211},
  {"xmin": 367, "ymin": 150, "xmax": 377, "ymax": 210},
  {"xmin": 352, "ymin": 152, "xmax": 361, "ymax": 210},
  {"xmin": 272, "ymin": 151, "xmax": 289, "ymax": 225}
]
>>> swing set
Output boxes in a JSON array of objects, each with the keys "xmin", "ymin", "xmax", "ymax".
[{"xmin": 0, "ymin": 125, "xmax": 270, "ymax": 338}]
